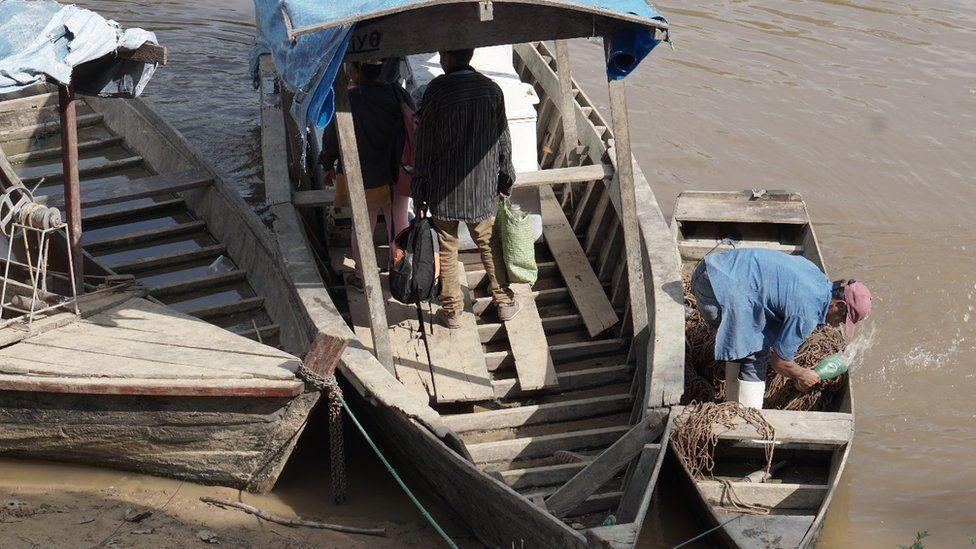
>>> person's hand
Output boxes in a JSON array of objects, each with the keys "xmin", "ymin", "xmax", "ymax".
[
  {"xmin": 794, "ymin": 368, "xmax": 820, "ymax": 391},
  {"xmin": 498, "ymin": 192, "xmax": 509, "ymax": 201}
]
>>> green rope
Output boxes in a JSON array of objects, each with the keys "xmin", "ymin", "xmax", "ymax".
[{"xmin": 338, "ymin": 394, "xmax": 459, "ymax": 549}]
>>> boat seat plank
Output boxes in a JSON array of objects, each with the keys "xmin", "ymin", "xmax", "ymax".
[
  {"xmin": 512, "ymin": 164, "xmax": 613, "ymax": 189},
  {"xmin": 0, "ymin": 112, "xmax": 102, "ymax": 142},
  {"xmin": 20, "ymin": 156, "xmax": 143, "ymax": 186},
  {"xmin": 107, "ymin": 244, "xmax": 227, "ymax": 274},
  {"xmin": 499, "ymin": 461, "xmax": 590, "ymax": 490},
  {"xmin": 699, "ymin": 480, "xmax": 827, "ymax": 510},
  {"xmin": 466, "ymin": 424, "xmax": 629, "ymax": 464},
  {"xmin": 83, "ymin": 220, "xmax": 207, "ymax": 252},
  {"xmin": 444, "ymin": 394, "xmax": 632, "ymax": 433},
  {"xmin": 7, "ymin": 135, "xmax": 124, "ymax": 164},
  {"xmin": 679, "ymin": 238, "xmax": 803, "ymax": 260},
  {"xmin": 81, "ymin": 198, "xmax": 185, "ymax": 229},
  {"xmin": 0, "ymin": 373, "xmax": 303, "ymax": 398},
  {"xmin": 423, "ymin": 261, "xmax": 493, "ymax": 403},
  {"xmin": 505, "ymin": 284, "xmax": 557, "ymax": 391},
  {"xmin": 715, "ymin": 511, "xmax": 815, "ymax": 549},
  {"xmin": 149, "ymin": 270, "xmax": 247, "ymax": 300},
  {"xmin": 677, "ymin": 406, "xmax": 853, "ymax": 445},
  {"xmin": 540, "ymin": 185, "xmax": 618, "ymax": 337},
  {"xmin": 492, "ymin": 364, "xmax": 633, "ymax": 400},
  {"xmin": 674, "ymin": 194, "xmax": 809, "ymax": 225},
  {"xmin": 35, "ymin": 169, "xmax": 213, "ymax": 210}
]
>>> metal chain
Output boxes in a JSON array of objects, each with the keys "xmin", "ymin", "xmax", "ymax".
[{"xmin": 298, "ymin": 365, "xmax": 347, "ymax": 503}]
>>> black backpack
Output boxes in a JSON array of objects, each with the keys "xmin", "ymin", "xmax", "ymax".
[{"xmin": 389, "ymin": 212, "xmax": 440, "ymax": 304}]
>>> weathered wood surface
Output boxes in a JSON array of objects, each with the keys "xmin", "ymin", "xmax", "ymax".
[
  {"xmin": 0, "ymin": 388, "xmax": 318, "ymax": 492},
  {"xmin": 35, "ymin": 169, "xmax": 213, "ymax": 210},
  {"xmin": 544, "ymin": 413, "xmax": 665, "ymax": 517},
  {"xmin": 673, "ymin": 192, "xmax": 809, "ymax": 225},
  {"xmin": 0, "ymin": 112, "xmax": 102, "ymax": 142},
  {"xmin": 21, "ymin": 155, "xmax": 143, "ymax": 186},
  {"xmin": 512, "ymin": 164, "xmax": 611, "ymax": 188},
  {"xmin": 505, "ymin": 284, "xmax": 557, "ymax": 391},
  {"xmin": 540, "ymin": 185, "xmax": 618, "ymax": 337},
  {"xmin": 467, "ymin": 425, "xmax": 629, "ymax": 464},
  {"xmin": 424, "ymin": 261, "xmax": 493, "ymax": 403},
  {"xmin": 698, "ymin": 481, "xmax": 827, "ymax": 510},
  {"xmin": 615, "ymin": 413, "xmax": 673, "ymax": 524},
  {"xmin": 679, "ymin": 238, "xmax": 804, "ymax": 260},
  {"xmin": 716, "ymin": 512, "xmax": 815, "ymax": 549},
  {"xmin": 710, "ymin": 408, "xmax": 852, "ymax": 445},
  {"xmin": 444, "ymin": 393, "xmax": 631, "ymax": 433}
]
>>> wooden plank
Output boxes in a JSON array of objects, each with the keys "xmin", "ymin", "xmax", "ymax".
[
  {"xmin": 7, "ymin": 136, "xmax": 123, "ymax": 164},
  {"xmin": 506, "ymin": 284, "xmax": 557, "ymax": 390},
  {"xmin": 385, "ymin": 281, "xmax": 436, "ymax": 402},
  {"xmin": 544, "ymin": 414, "xmax": 666, "ymax": 517},
  {"xmin": 606, "ymin": 73, "xmax": 649, "ymax": 345},
  {"xmin": 0, "ymin": 112, "xmax": 101, "ymax": 142},
  {"xmin": 616, "ymin": 413, "xmax": 673, "ymax": 523},
  {"xmin": 83, "ymin": 219, "xmax": 206, "ymax": 252},
  {"xmin": 36, "ymin": 169, "xmax": 213, "ymax": 210},
  {"xmin": 302, "ymin": 331, "xmax": 348, "ymax": 380},
  {"xmin": 698, "ymin": 481, "xmax": 828, "ymax": 510},
  {"xmin": 82, "ymin": 198, "xmax": 184, "ymax": 229},
  {"xmin": 149, "ymin": 270, "xmax": 246, "ymax": 300},
  {"xmin": 334, "ymin": 68, "xmax": 393, "ymax": 372},
  {"xmin": 258, "ymin": 56, "xmax": 292, "ymax": 207},
  {"xmin": 513, "ymin": 164, "xmax": 611, "ymax": 189},
  {"xmin": 492, "ymin": 364, "xmax": 632, "ymax": 399},
  {"xmin": 499, "ymin": 462, "xmax": 589, "ymax": 490},
  {"xmin": 21, "ymin": 156, "xmax": 143, "ymax": 186},
  {"xmin": 444, "ymin": 394, "xmax": 632, "ymax": 433},
  {"xmin": 425, "ymin": 261, "xmax": 493, "ymax": 403},
  {"xmin": 0, "ymin": 373, "xmax": 302, "ymax": 397},
  {"xmin": 466, "ymin": 424, "xmax": 629, "ymax": 464},
  {"xmin": 478, "ymin": 313, "xmax": 583, "ymax": 344},
  {"xmin": 184, "ymin": 296, "xmax": 265, "ymax": 322},
  {"xmin": 679, "ymin": 407, "xmax": 853, "ymax": 445},
  {"xmin": 585, "ymin": 525, "xmax": 638, "ymax": 549},
  {"xmin": 107, "ymin": 244, "xmax": 226, "ymax": 274},
  {"xmin": 292, "ymin": 189, "xmax": 328, "ymax": 208},
  {"xmin": 0, "ymin": 91, "xmax": 58, "ymax": 114},
  {"xmin": 583, "ymin": 185, "xmax": 612, "ymax": 256},
  {"xmin": 554, "ymin": 40, "xmax": 581, "ymax": 166},
  {"xmin": 679, "ymin": 238, "xmax": 804, "ymax": 260},
  {"xmin": 523, "ymin": 489, "xmax": 622, "ymax": 518},
  {"xmin": 673, "ymin": 194, "xmax": 809, "ymax": 225},
  {"xmin": 539, "ymin": 185, "xmax": 618, "ymax": 337}
]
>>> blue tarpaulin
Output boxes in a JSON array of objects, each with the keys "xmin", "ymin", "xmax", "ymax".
[
  {"xmin": 252, "ymin": 0, "xmax": 668, "ymax": 160},
  {"xmin": 0, "ymin": 0, "xmax": 159, "ymax": 97}
]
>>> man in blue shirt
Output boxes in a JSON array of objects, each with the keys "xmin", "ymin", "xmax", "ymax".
[{"xmin": 690, "ymin": 248, "xmax": 872, "ymax": 408}]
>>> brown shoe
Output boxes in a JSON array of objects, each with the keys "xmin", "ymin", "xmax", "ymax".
[
  {"xmin": 436, "ymin": 308, "xmax": 463, "ymax": 330},
  {"xmin": 496, "ymin": 298, "xmax": 521, "ymax": 322}
]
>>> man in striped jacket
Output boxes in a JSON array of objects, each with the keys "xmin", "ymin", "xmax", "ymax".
[{"xmin": 412, "ymin": 48, "xmax": 520, "ymax": 329}]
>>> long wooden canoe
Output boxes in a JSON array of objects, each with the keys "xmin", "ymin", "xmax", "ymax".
[
  {"xmin": 257, "ymin": 38, "xmax": 685, "ymax": 547},
  {"xmin": 0, "ymin": 84, "xmax": 336, "ymax": 492},
  {"xmin": 671, "ymin": 190, "xmax": 854, "ymax": 548}
]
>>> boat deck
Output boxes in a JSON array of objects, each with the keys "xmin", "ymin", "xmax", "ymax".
[{"xmin": 0, "ymin": 89, "xmax": 285, "ymax": 348}]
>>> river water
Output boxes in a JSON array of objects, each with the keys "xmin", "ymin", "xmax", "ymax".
[{"xmin": 21, "ymin": 0, "xmax": 976, "ymax": 546}]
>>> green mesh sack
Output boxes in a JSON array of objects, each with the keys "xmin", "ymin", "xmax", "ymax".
[{"xmin": 494, "ymin": 198, "xmax": 537, "ymax": 285}]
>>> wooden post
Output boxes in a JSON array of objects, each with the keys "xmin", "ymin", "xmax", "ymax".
[
  {"xmin": 333, "ymin": 68, "xmax": 394, "ymax": 373},
  {"xmin": 58, "ymin": 84, "xmax": 84, "ymax": 289},
  {"xmin": 605, "ymin": 51, "xmax": 648, "ymax": 339},
  {"xmin": 554, "ymin": 40, "xmax": 580, "ymax": 168}
]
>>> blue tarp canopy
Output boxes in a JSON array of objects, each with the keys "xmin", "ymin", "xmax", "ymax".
[
  {"xmin": 0, "ymin": 0, "xmax": 159, "ymax": 97},
  {"xmin": 252, "ymin": 0, "xmax": 668, "ymax": 158}
]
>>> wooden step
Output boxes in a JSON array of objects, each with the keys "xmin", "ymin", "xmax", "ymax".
[
  {"xmin": 83, "ymin": 220, "xmax": 207, "ymax": 252},
  {"xmin": 466, "ymin": 424, "xmax": 629, "ymax": 464},
  {"xmin": 473, "ymin": 287, "xmax": 568, "ymax": 315},
  {"xmin": 478, "ymin": 314, "xmax": 584, "ymax": 343},
  {"xmin": 679, "ymin": 238, "xmax": 804, "ymax": 260},
  {"xmin": 673, "ymin": 192, "xmax": 809, "ymax": 225},
  {"xmin": 149, "ymin": 270, "xmax": 247, "ymax": 300},
  {"xmin": 7, "ymin": 136, "xmax": 123, "ymax": 164},
  {"xmin": 486, "ymin": 338, "xmax": 627, "ymax": 371},
  {"xmin": 674, "ymin": 407, "xmax": 853, "ymax": 446},
  {"xmin": 444, "ymin": 394, "xmax": 632, "ymax": 433},
  {"xmin": 0, "ymin": 112, "xmax": 102, "ymax": 142},
  {"xmin": 21, "ymin": 156, "xmax": 143, "ymax": 186},
  {"xmin": 498, "ymin": 461, "xmax": 589, "ymax": 490},
  {"xmin": 108, "ymin": 244, "xmax": 227, "ymax": 274},
  {"xmin": 184, "ymin": 297, "xmax": 265, "ymax": 322},
  {"xmin": 82, "ymin": 198, "xmax": 185, "ymax": 230},
  {"xmin": 233, "ymin": 322, "xmax": 281, "ymax": 343},
  {"xmin": 492, "ymin": 364, "xmax": 633, "ymax": 399},
  {"xmin": 524, "ymin": 488, "xmax": 623, "ymax": 517},
  {"xmin": 512, "ymin": 164, "xmax": 613, "ymax": 189},
  {"xmin": 36, "ymin": 169, "xmax": 213, "ymax": 210},
  {"xmin": 698, "ymin": 480, "xmax": 827, "ymax": 510},
  {"xmin": 467, "ymin": 261, "xmax": 558, "ymax": 287}
]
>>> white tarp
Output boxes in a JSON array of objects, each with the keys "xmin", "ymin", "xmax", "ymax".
[{"xmin": 0, "ymin": 0, "xmax": 159, "ymax": 97}]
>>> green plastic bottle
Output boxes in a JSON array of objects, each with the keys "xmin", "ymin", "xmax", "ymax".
[{"xmin": 812, "ymin": 353, "xmax": 848, "ymax": 380}]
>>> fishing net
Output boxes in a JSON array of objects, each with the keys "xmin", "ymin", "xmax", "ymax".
[{"xmin": 680, "ymin": 275, "xmax": 847, "ymax": 411}]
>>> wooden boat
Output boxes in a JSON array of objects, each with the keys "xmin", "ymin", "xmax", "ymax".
[
  {"xmin": 255, "ymin": 2, "xmax": 686, "ymax": 543},
  {"xmin": 670, "ymin": 190, "xmax": 854, "ymax": 548},
  {"xmin": 0, "ymin": 84, "xmax": 334, "ymax": 492}
]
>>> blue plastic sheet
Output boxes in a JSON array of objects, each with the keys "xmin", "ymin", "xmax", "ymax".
[
  {"xmin": 0, "ymin": 0, "xmax": 159, "ymax": 97},
  {"xmin": 253, "ymin": 0, "xmax": 668, "ymax": 163}
]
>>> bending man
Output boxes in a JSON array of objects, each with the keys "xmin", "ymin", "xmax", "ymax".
[{"xmin": 690, "ymin": 248, "xmax": 872, "ymax": 408}]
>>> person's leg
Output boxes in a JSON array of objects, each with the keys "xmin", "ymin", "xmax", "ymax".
[
  {"xmin": 430, "ymin": 217, "xmax": 462, "ymax": 313},
  {"xmin": 467, "ymin": 217, "xmax": 512, "ymax": 304},
  {"xmin": 690, "ymin": 261, "xmax": 721, "ymax": 329},
  {"xmin": 390, "ymin": 193, "xmax": 411, "ymax": 259},
  {"xmin": 734, "ymin": 350, "xmax": 768, "ymax": 409}
]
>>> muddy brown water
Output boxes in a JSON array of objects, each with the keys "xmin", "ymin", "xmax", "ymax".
[{"xmin": 4, "ymin": 0, "xmax": 973, "ymax": 547}]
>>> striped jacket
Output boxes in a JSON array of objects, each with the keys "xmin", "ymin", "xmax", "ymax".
[{"xmin": 412, "ymin": 67, "xmax": 515, "ymax": 222}]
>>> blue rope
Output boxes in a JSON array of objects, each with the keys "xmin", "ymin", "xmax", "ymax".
[{"xmin": 338, "ymin": 394, "xmax": 459, "ymax": 549}]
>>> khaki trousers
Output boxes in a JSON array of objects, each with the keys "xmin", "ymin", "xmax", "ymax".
[{"xmin": 431, "ymin": 216, "xmax": 512, "ymax": 313}]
